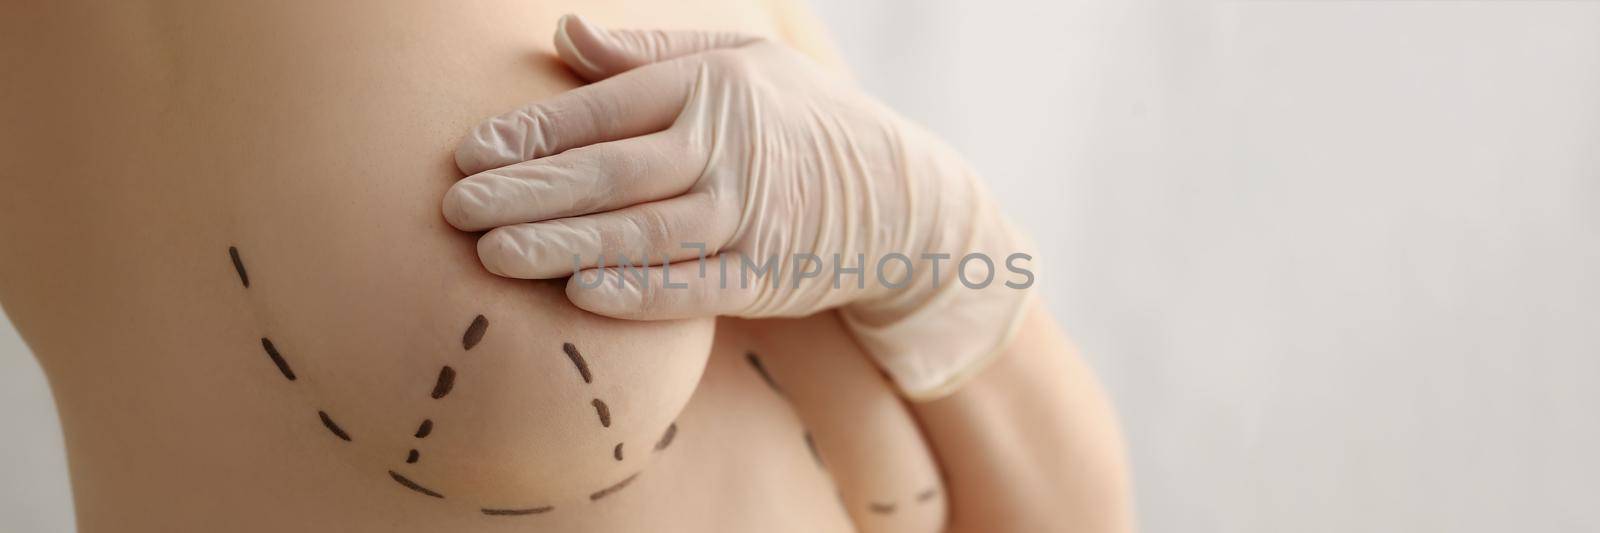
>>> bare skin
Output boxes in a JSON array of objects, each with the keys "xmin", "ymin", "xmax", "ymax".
[{"xmin": 0, "ymin": 1, "xmax": 1131, "ymax": 532}]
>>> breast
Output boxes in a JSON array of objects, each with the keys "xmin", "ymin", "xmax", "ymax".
[{"xmin": 0, "ymin": 1, "xmax": 817, "ymax": 531}]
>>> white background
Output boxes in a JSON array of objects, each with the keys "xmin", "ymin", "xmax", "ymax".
[{"xmin": 4, "ymin": 1, "xmax": 1598, "ymax": 531}]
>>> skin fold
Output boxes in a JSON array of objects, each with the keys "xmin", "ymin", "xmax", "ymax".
[{"xmin": 0, "ymin": 1, "xmax": 1131, "ymax": 532}]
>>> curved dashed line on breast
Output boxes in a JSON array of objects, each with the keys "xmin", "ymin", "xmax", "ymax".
[
  {"xmin": 260, "ymin": 338, "xmax": 297, "ymax": 381},
  {"xmin": 389, "ymin": 470, "xmax": 444, "ymax": 499},
  {"xmin": 229, "ymin": 246, "xmax": 250, "ymax": 288},
  {"xmin": 318, "ymin": 410, "xmax": 352, "ymax": 441},
  {"xmin": 481, "ymin": 506, "xmax": 554, "ymax": 516},
  {"xmin": 232, "ymin": 247, "xmax": 691, "ymax": 517}
]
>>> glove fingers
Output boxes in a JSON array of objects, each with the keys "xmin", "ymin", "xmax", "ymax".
[
  {"xmin": 555, "ymin": 13, "xmax": 759, "ymax": 81},
  {"xmin": 476, "ymin": 191, "xmax": 732, "ymax": 279},
  {"xmin": 454, "ymin": 56, "xmax": 702, "ymax": 175},
  {"xmin": 564, "ymin": 252, "xmax": 761, "ymax": 320},
  {"xmin": 444, "ymin": 129, "xmax": 706, "ymax": 231}
]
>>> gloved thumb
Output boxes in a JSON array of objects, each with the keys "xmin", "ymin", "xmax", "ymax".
[{"xmin": 554, "ymin": 14, "xmax": 759, "ymax": 81}]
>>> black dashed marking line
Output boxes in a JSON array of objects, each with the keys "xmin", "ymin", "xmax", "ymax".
[
  {"xmin": 406, "ymin": 449, "xmax": 420, "ymax": 464},
  {"xmin": 431, "ymin": 366, "xmax": 456, "ymax": 399},
  {"xmin": 563, "ymin": 342, "xmax": 592, "ymax": 384},
  {"xmin": 654, "ymin": 423, "xmax": 677, "ymax": 452},
  {"xmin": 414, "ymin": 419, "xmax": 433, "ymax": 438},
  {"xmin": 318, "ymin": 411, "xmax": 351, "ymax": 441},
  {"xmin": 588, "ymin": 472, "xmax": 640, "ymax": 501},
  {"xmin": 260, "ymin": 338, "xmax": 297, "ymax": 381},
  {"xmin": 229, "ymin": 246, "xmax": 250, "ymax": 288},
  {"xmin": 389, "ymin": 471, "xmax": 444, "ymax": 498},
  {"xmin": 745, "ymin": 352, "xmax": 781, "ymax": 393},
  {"xmin": 868, "ymin": 502, "xmax": 897, "ymax": 514},
  {"xmin": 591, "ymin": 398, "xmax": 611, "ymax": 428},
  {"xmin": 481, "ymin": 506, "xmax": 554, "ymax": 516},
  {"xmin": 613, "ymin": 443, "xmax": 624, "ymax": 461},
  {"xmin": 916, "ymin": 488, "xmax": 940, "ymax": 503},
  {"xmin": 804, "ymin": 431, "xmax": 823, "ymax": 467},
  {"xmin": 463, "ymin": 315, "xmax": 489, "ymax": 350}
]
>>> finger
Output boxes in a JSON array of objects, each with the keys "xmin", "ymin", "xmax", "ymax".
[
  {"xmin": 453, "ymin": 58, "xmax": 700, "ymax": 175},
  {"xmin": 476, "ymin": 191, "xmax": 731, "ymax": 279},
  {"xmin": 554, "ymin": 13, "xmax": 759, "ymax": 81},
  {"xmin": 564, "ymin": 252, "xmax": 762, "ymax": 320},
  {"xmin": 443, "ymin": 129, "xmax": 705, "ymax": 231}
]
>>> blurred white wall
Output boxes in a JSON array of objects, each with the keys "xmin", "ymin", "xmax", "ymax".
[
  {"xmin": 3, "ymin": 1, "xmax": 1598, "ymax": 532},
  {"xmin": 806, "ymin": 1, "xmax": 1600, "ymax": 532}
]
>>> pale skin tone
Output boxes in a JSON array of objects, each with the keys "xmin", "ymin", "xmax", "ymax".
[{"xmin": 0, "ymin": 1, "xmax": 1131, "ymax": 532}]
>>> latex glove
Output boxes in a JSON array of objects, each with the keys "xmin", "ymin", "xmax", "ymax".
[{"xmin": 445, "ymin": 15, "xmax": 1034, "ymax": 400}]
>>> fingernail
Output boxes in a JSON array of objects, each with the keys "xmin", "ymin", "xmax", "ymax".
[
  {"xmin": 566, "ymin": 13, "xmax": 601, "ymax": 34},
  {"xmin": 554, "ymin": 13, "xmax": 605, "ymax": 78}
]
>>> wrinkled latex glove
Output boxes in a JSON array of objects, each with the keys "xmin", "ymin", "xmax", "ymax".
[{"xmin": 445, "ymin": 15, "xmax": 1034, "ymax": 400}]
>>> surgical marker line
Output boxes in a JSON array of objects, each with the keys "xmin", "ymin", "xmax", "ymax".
[
  {"xmin": 654, "ymin": 423, "xmax": 678, "ymax": 451},
  {"xmin": 563, "ymin": 342, "xmax": 593, "ymax": 384},
  {"xmin": 746, "ymin": 352, "xmax": 782, "ymax": 394},
  {"xmin": 389, "ymin": 471, "xmax": 444, "ymax": 498},
  {"xmin": 431, "ymin": 366, "xmax": 456, "ymax": 399},
  {"xmin": 591, "ymin": 398, "xmax": 611, "ymax": 428},
  {"xmin": 482, "ymin": 506, "xmax": 554, "ymax": 516},
  {"xmin": 318, "ymin": 411, "xmax": 351, "ymax": 441},
  {"xmin": 260, "ymin": 338, "xmax": 296, "ymax": 381},
  {"xmin": 229, "ymin": 246, "xmax": 250, "ymax": 288},
  {"xmin": 462, "ymin": 315, "xmax": 489, "ymax": 350},
  {"xmin": 588, "ymin": 472, "xmax": 640, "ymax": 501}
]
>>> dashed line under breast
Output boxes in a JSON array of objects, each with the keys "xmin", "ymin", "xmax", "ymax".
[
  {"xmin": 563, "ymin": 342, "xmax": 593, "ymax": 384},
  {"xmin": 230, "ymin": 251, "xmax": 694, "ymax": 516},
  {"xmin": 389, "ymin": 471, "xmax": 444, "ymax": 499},
  {"xmin": 318, "ymin": 411, "xmax": 351, "ymax": 442},
  {"xmin": 462, "ymin": 315, "xmax": 489, "ymax": 350},
  {"xmin": 229, "ymin": 246, "xmax": 250, "ymax": 288},
  {"xmin": 591, "ymin": 398, "xmax": 611, "ymax": 428},
  {"xmin": 745, "ymin": 352, "xmax": 782, "ymax": 394},
  {"xmin": 431, "ymin": 366, "xmax": 456, "ymax": 399},
  {"xmin": 481, "ymin": 506, "xmax": 554, "ymax": 516},
  {"xmin": 654, "ymin": 423, "xmax": 678, "ymax": 451},
  {"xmin": 588, "ymin": 472, "xmax": 640, "ymax": 501},
  {"xmin": 259, "ymin": 338, "xmax": 297, "ymax": 381}
]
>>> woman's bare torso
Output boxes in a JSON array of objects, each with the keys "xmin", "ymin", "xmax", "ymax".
[{"xmin": 0, "ymin": 2, "xmax": 944, "ymax": 531}]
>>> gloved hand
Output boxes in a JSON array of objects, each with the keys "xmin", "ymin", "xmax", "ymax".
[{"xmin": 445, "ymin": 14, "xmax": 1034, "ymax": 400}]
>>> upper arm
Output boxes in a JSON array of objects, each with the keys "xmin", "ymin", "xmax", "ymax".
[{"xmin": 765, "ymin": 0, "xmax": 853, "ymax": 76}]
